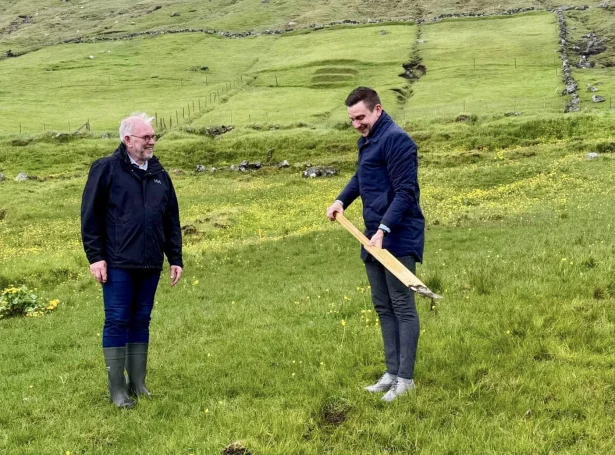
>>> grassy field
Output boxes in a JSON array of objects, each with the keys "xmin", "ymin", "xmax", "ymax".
[
  {"xmin": 3, "ymin": 114, "xmax": 615, "ymax": 453},
  {"xmin": 0, "ymin": 0, "xmax": 599, "ymax": 54},
  {"xmin": 409, "ymin": 13, "xmax": 563, "ymax": 118},
  {"xmin": 0, "ymin": 14, "xmax": 579, "ymax": 134},
  {"xmin": 5, "ymin": 3, "xmax": 615, "ymax": 453}
]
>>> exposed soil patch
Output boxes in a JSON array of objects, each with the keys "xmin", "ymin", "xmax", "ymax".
[
  {"xmin": 317, "ymin": 397, "xmax": 351, "ymax": 428},
  {"xmin": 222, "ymin": 441, "xmax": 252, "ymax": 455}
]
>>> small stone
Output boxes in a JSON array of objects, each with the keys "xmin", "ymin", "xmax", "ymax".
[
  {"xmin": 302, "ymin": 166, "xmax": 338, "ymax": 178},
  {"xmin": 171, "ymin": 11, "xmax": 181, "ymax": 17},
  {"xmin": 0, "ymin": 173, "xmax": 5, "ymax": 182},
  {"xmin": 101, "ymin": 132, "xmax": 110, "ymax": 139},
  {"xmin": 195, "ymin": 164, "xmax": 206, "ymax": 172},
  {"xmin": 277, "ymin": 160, "xmax": 290, "ymax": 168},
  {"xmin": 587, "ymin": 152, "xmax": 600, "ymax": 160},
  {"xmin": 592, "ymin": 95, "xmax": 606, "ymax": 103},
  {"xmin": 15, "ymin": 172, "xmax": 28, "ymax": 182}
]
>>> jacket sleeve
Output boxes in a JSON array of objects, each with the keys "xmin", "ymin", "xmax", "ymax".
[
  {"xmin": 380, "ymin": 133, "xmax": 419, "ymax": 229},
  {"xmin": 336, "ymin": 173, "xmax": 360, "ymax": 208},
  {"xmin": 81, "ymin": 161, "xmax": 109, "ymax": 264},
  {"xmin": 163, "ymin": 176, "xmax": 183, "ymax": 268}
]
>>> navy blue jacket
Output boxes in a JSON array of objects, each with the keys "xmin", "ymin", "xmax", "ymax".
[
  {"xmin": 337, "ymin": 111, "xmax": 424, "ymax": 262},
  {"xmin": 81, "ymin": 143, "xmax": 183, "ymax": 270}
]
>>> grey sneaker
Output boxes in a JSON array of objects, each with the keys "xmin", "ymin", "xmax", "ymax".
[
  {"xmin": 364, "ymin": 372, "xmax": 397, "ymax": 393},
  {"xmin": 382, "ymin": 377, "xmax": 415, "ymax": 402}
]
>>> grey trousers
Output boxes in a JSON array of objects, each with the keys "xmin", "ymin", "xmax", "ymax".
[{"xmin": 365, "ymin": 255, "xmax": 420, "ymax": 380}]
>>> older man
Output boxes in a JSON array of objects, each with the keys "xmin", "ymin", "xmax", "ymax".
[
  {"xmin": 327, "ymin": 87, "xmax": 424, "ymax": 402},
  {"xmin": 81, "ymin": 113, "xmax": 183, "ymax": 408}
]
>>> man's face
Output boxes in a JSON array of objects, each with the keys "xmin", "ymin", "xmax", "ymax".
[
  {"xmin": 347, "ymin": 101, "xmax": 382, "ymax": 137},
  {"xmin": 124, "ymin": 121, "xmax": 155, "ymax": 163}
]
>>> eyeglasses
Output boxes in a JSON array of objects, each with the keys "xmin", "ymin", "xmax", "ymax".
[{"xmin": 130, "ymin": 134, "xmax": 158, "ymax": 142}]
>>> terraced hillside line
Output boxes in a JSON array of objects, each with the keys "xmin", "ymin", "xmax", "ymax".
[{"xmin": 556, "ymin": 8, "xmax": 580, "ymax": 112}]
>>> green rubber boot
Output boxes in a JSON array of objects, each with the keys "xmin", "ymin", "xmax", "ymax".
[
  {"xmin": 126, "ymin": 343, "xmax": 151, "ymax": 397},
  {"xmin": 103, "ymin": 347, "xmax": 135, "ymax": 409}
]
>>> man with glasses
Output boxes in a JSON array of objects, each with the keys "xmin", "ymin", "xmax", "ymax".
[{"xmin": 81, "ymin": 113, "xmax": 183, "ymax": 408}]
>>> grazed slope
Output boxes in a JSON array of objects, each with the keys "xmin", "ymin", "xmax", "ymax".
[{"xmin": 0, "ymin": 0, "xmax": 596, "ymax": 53}]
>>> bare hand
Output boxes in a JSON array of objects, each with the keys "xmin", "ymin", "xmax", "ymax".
[
  {"xmin": 368, "ymin": 230, "xmax": 384, "ymax": 249},
  {"xmin": 326, "ymin": 201, "xmax": 344, "ymax": 221},
  {"xmin": 170, "ymin": 265, "xmax": 183, "ymax": 286},
  {"xmin": 90, "ymin": 260, "xmax": 107, "ymax": 284}
]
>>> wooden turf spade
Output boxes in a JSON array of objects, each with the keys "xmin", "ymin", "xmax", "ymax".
[{"xmin": 335, "ymin": 213, "xmax": 442, "ymax": 300}]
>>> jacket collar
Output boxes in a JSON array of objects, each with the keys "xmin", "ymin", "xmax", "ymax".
[
  {"xmin": 113, "ymin": 142, "xmax": 163, "ymax": 173},
  {"xmin": 358, "ymin": 110, "xmax": 392, "ymax": 147}
]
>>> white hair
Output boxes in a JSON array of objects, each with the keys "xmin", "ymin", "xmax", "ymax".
[{"xmin": 119, "ymin": 113, "xmax": 154, "ymax": 142}]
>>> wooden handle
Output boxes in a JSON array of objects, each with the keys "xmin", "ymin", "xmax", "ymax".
[{"xmin": 335, "ymin": 213, "xmax": 442, "ymax": 300}]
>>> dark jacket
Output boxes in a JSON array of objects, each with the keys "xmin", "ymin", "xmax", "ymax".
[
  {"xmin": 81, "ymin": 143, "xmax": 183, "ymax": 270},
  {"xmin": 337, "ymin": 111, "xmax": 424, "ymax": 262}
]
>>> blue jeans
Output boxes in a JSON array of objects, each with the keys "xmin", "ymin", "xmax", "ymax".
[
  {"xmin": 364, "ymin": 256, "xmax": 420, "ymax": 380},
  {"xmin": 102, "ymin": 268, "xmax": 161, "ymax": 348}
]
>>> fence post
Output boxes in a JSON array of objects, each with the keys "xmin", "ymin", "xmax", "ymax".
[
  {"xmin": 176, "ymin": 111, "xmax": 179, "ymax": 124},
  {"xmin": 183, "ymin": 107, "xmax": 185, "ymax": 119}
]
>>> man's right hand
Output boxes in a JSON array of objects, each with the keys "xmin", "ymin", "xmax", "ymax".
[
  {"xmin": 90, "ymin": 260, "xmax": 107, "ymax": 284},
  {"xmin": 326, "ymin": 201, "xmax": 344, "ymax": 221}
]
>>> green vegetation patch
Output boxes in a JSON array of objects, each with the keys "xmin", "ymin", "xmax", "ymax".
[{"xmin": 409, "ymin": 14, "xmax": 563, "ymax": 118}]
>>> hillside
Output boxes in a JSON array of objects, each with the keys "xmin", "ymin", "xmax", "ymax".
[{"xmin": 0, "ymin": 0, "xmax": 598, "ymax": 54}]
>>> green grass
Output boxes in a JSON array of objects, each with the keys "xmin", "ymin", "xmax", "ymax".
[
  {"xmin": 409, "ymin": 13, "xmax": 564, "ymax": 118},
  {"xmin": 0, "ymin": 24, "xmax": 417, "ymax": 134},
  {"xmin": 3, "ymin": 113, "xmax": 615, "ymax": 453},
  {"xmin": 0, "ymin": 14, "xmax": 580, "ymax": 134},
  {"xmin": 6, "ymin": 5, "xmax": 615, "ymax": 453},
  {"xmin": 0, "ymin": 0, "xmax": 597, "ymax": 55}
]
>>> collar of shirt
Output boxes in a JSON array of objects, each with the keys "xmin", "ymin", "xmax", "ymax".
[{"xmin": 128, "ymin": 155, "xmax": 148, "ymax": 171}]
